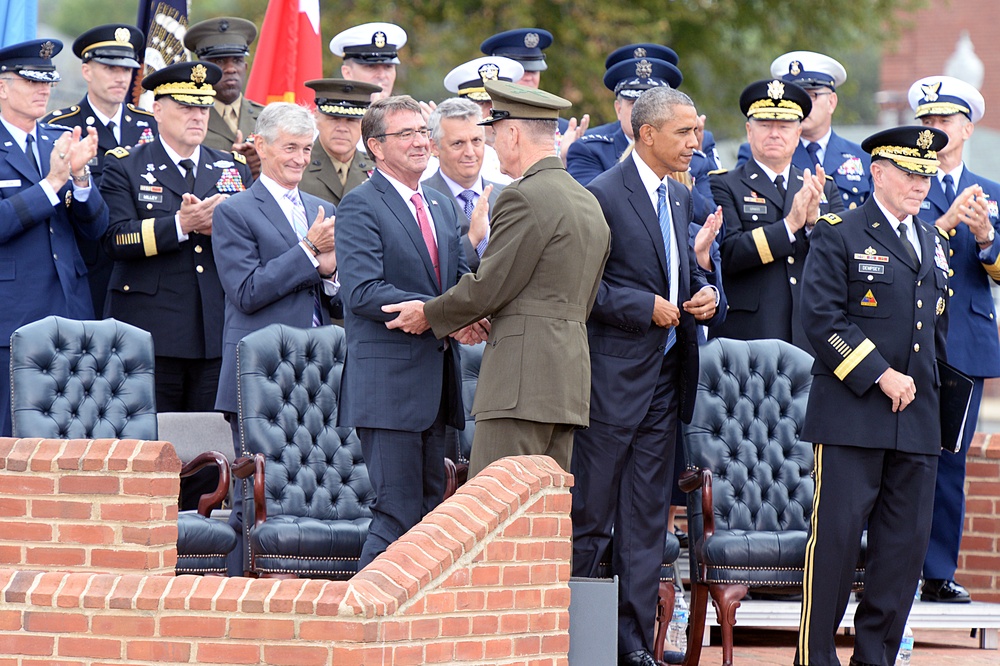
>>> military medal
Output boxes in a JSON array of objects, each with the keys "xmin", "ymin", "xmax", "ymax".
[
  {"xmin": 216, "ymin": 167, "xmax": 245, "ymax": 193},
  {"xmin": 861, "ymin": 290, "xmax": 877, "ymax": 307}
]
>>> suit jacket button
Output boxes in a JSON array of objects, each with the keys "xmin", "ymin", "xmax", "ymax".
[
  {"xmin": 123, "ymin": 285, "xmax": 130, "ymax": 291},
  {"xmin": 657, "ymin": 345, "xmax": 665, "ymax": 352},
  {"xmin": 52, "ymin": 253, "xmax": 58, "ymax": 260}
]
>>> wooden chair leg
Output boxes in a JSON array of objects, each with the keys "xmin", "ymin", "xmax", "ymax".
[
  {"xmin": 682, "ymin": 581, "xmax": 710, "ymax": 666},
  {"xmin": 708, "ymin": 583, "xmax": 748, "ymax": 666},
  {"xmin": 653, "ymin": 580, "xmax": 677, "ymax": 663}
]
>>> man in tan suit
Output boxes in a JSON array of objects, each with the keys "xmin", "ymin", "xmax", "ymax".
[
  {"xmin": 184, "ymin": 18, "xmax": 263, "ymax": 177},
  {"xmin": 298, "ymin": 79, "xmax": 378, "ymax": 206},
  {"xmin": 383, "ymin": 80, "xmax": 611, "ymax": 475}
]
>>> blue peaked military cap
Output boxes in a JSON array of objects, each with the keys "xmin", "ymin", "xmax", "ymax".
[
  {"xmin": 603, "ymin": 57, "xmax": 683, "ymax": 98},
  {"xmin": 0, "ymin": 39, "xmax": 62, "ymax": 82},
  {"xmin": 480, "ymin": 28, "xmax": 552, "ymax": 72},
  {"xmin": 605, "ymin": 43, "xmax": 679, "ymax": 70}
]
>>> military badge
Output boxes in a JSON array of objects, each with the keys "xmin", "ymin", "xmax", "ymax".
[
  {"xmin": 191, "ymin": 64, "xmax": 208, "ymax": 84},
  {"xmin": 64, "ymin": 189, "xmax": 72, "ymax": 208},
  {"xmin": 836, "ymin": 154, "xmax": 865, "ymax": 181},
  {"xmin": 524, "ymin": 32, "xmax": 540, "ymax": 48},
  {"xmin": 213, "ymin": 160, "xmax": 234, "ymax": 169},
  {"xmin": 984, "ymin": 195, "xmax": 998, "ymax": 219},
  {"xmin": 140, "ymin": 173, "xmax": 156, "ymax": 184},
  {"xmin": 478, "ymin": 63, "xmax": 500, "ymax": 81},
  {"xmin": 115, "ymin": 27, "xmax": 131, "ymax": 43},
  {"xmin": 936, "ymin": 297, "xmax": 946, "ymax": 315},
  {"xmin": 633, "ymin": 47, "xmax": 646, "ymax": 58},
  {"xmin": 917, "ymin": 129, "xmax": 935, "ymax": 151},
  {"xmin": 934, "ymin": 236, "xmax": 949, "ymax": 272},
  {"xmin": 215, "ymin": 167, "xmax": 245, "ymax": 193},
  {"xmin": 373, "ymin": 31, "xmax": 387, "ymax": 48},
  {"xmin": 789, "ymin": 60, "xmax": 802, "ymax": 76},
  {"xmin": 861, "ymin": 290, "xmax": 877, "ymax": 307},
  {"xmin": 920, "ymin": 81, "xmax": 942, "ymax": 103},
  {"xmin": 636, "ymin": 59, "xmax": 653, "ymax": 78},
  {"xmin": 39, "ymin": 41, "xmax": 55, "ymax": 59},
  {"xmin": 767, "ymin": 80, "xmax": 785, "ymax": 100},
  {"xmin": 854, "ymin": 249, "xmax": 889, "ymax": 263},
  {"xmin": 138, "ymin": 127, "xmax": 154, "ymax": 144}
]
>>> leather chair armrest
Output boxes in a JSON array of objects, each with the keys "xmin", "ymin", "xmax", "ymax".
[
  {"xmin": 678, "ymin": 467, "xmax": 703, "ymax": 493},
  {"xmin": 180, "ymin": 451, "xmax": 231, "ymax": 518},
  {"xmin": 231, "ymin": 454, "xmax": 268, "ymax": 528},
  {"xmin": 232, "ymin": 456, "xmax": 256, "ymax": 479}
]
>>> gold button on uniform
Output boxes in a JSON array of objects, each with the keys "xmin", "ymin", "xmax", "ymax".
[
  {"xmin": 123, "ymin": 285, "xmax": 130, "ymax": 291},
  {"xmin": 194, "ymin": 245, "xmax": 203, "ymax": 254},
  {"xmin": 916, "ymin": 321, "xmax": 923, "ymax": 330},
  {"xmin": 790, "ymin": 277, "xmax": 797, "ymax": 285},
  {"xmin": 913, "ymin": 343, "xmax": 920, "ymax": 352},
  {"xmin": 196, "ymin": 265, "xmax": 204, "ymax": 273},
  {"xmin": 787, "ymin": 256, "xmax": 794, "ymax": 264},
  {"xmin": 916, "ymin": 300, "xmax": 922, "ymax": 308}
]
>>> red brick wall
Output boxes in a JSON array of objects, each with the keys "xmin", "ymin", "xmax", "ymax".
[
  {"xmin": 880, "ymin": 0, "xmax": 1000, "ymax": 130},
  {"xmin": 956, "ymin": 433, "xmax": 1000, "ymax": 603},
  {"xmin": 0, "ymin": 438, "xmax": 179, "ymax": 575},
  {"xmin": 0, "ymin": 439, "xmax": 573, "ymax": 665}
]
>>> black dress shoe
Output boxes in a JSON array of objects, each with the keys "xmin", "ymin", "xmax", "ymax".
[
  {"xmin": 848, "ymin": 658, "xmax": 880, "ymax": 666},
  {"xmin": 921, "ymin": 578, "xmax": 972, "ymax": 603},
  {"xmin": 662, "ymin": 648, "xmax": 686, "ymax": 664},
  {"xmin": 619, "ymin": 649, "xmax": 658, "ymax": 666}
]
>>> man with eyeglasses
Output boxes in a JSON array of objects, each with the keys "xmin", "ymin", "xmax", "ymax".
[
  {"xmin": 708, "ymin": 79, "xmax": 842, "ymax": 354},
  {"xmin": 336, "ymin": 95, "xmax": 485, "ymax": 567},
  {"xmin": 0, "ymin": 38, "xmax": 108, "ymax": 436},
  {"xmin": 736, "ymin": 51, "xmax": 872, "ymax": 210}
]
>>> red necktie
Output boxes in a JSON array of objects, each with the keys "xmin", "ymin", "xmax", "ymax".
[{"xmin": 411, "ymin": 192, "xmax": 440, "ymax": 286}]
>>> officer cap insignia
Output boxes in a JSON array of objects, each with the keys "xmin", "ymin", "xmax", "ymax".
[
  {"xmin": 39, "ymin": 41, "xmax": 55, "ymax": 59},
  {"xmin": 916, "ymin": 129, "xmax": 935, "ymax": 150},
  {"xmin": 636, "ymin": 59, "xmax": 653, "ymax": 78},
  {"xmin": 819, "ymin": 213, "xmax": 842, "ymax": 225},
  {"xmin": 633, "ymin": 47, "xmax": 646, "ymax": 58},
  {"xmin": 219, "ymin": 20, "xmax": 230, "ymax": 32},
  {"xmin": 524, "ymin": 32, "xmax": 540, "ymax": 48},
  {"xmin": 767, "ymin": 80, "xmax": 785, "ymax": 100},
  {"xmin": 920, "ymin": 81, "xmax": 941, "ymax": 103},
  {"xmin": 373, "ymin": 31, "xmax": 387, "ymax": 48},
  {"xmin": 114, "ymin": 27, "xmax": 131, "ymax": 43},
  {"xmin": 478, "ymin": 62, "xmax": 500, "ymax": 81},
  {"xmin": 191, "ymin": 63, "xmax": 208, "ymax": 84},
  {"xmin": 789, "ymin": 60, "xmax": 801, "ymax": 76}
]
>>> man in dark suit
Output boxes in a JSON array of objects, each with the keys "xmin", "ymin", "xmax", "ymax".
[
  {"xmin": 0, "ymin": 38, "xmax": 108, "ymax": 437},
  {"xmin": 709, "ymin": 79, "xmax": 843, "ymax": 352},
  {"xmin": 573, "ymin": 86, "xmax": 724, "ymax": 666},
  {"xmin": 383, "ymin": 80, "xmax": 611, "ymax": 477},
  {"xmin": 299, "ymin": 78, "xmax": 378, "ymax": 207},
  {"xmin": 184, "ymin": 18, "xmax": 262, "ymax": 177},
  {"xmin": 336, "ymin": 95, "xmax": 477, "ymax": 568},
  {"xmin": 212, "ymin": 101, "xmax": 337, "ymax": 575},
  {"xmin": 423, "ymin": 97, "xmax": 504, "ymax": 271},
  {"xmin": 795, "ymin": 126, "xmax": 950, "ymax": 666},
  {"xmin": 735, "ymin": 51, "xmax": 872, "ymax": 211},
  {"xmin": 907, "ymin": 75, "xmax": 1000, "ymax": 603},
  {"xmin": 42, "ymin": 24, "xmax": 155, "ymax": 317},
  {"xmin": 101, "ymin": 61, "xmax": 251, "ymax": 412}
]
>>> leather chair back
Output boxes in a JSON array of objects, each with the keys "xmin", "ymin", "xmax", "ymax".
[
  {"xmin": 683, "ymin": 338, "xmax": 814, "ymax": 553},
  {"xmin": 238, "ymin": 323, "xmax": 373, "ymax": 525},
  {"xmin": 10, "ymin": 316, "xmax": 157, "ymax": 439}
]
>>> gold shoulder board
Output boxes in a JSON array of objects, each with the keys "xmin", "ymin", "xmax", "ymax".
[
  {"xmin": 937, "ymin": 226, "xmax": 950, "ymax": 240},
  {"xmin": 819, "ymin": 213, "xmax": 842, "ymax": 225},
  {"xmin": 232, "ymin": 152, "xmax": 247, "ymax": 164},
  {"xmin": 708, "ymin": 168, "xmax": 728, "ymax": 176},
  {"xmin": 107, "ymin": 146, "xmax": 130, "ymax": 159},
  {"xmin": 127, "ymin": 103, "xmax": 154, "ymax": 116}
]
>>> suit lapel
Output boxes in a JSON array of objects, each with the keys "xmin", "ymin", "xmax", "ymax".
[
  {"xmin": 310, "ymin": 146, "xmax": 343, "ymax": 201},
  {"xmin": 915, "ymin": 221, "xmax": 935, "ymax": 280},
  {"xmin": 0, "ymin": 124, "xmax": 41, "ymax": 183},
  {"xmin": 35, "ymin": 126, "xmax": 53, "ymax": 178},
  {"xmin": 194, "ymin": 149, "xmax": 220, "ymax": 198},
  {"xmin": 923, "ymin": 174, "xmax": 949, "ymax": 219},
  {"xmin": 667, "ymin": 178, "xmax": 690, "ymax": 292},
  {"xmin": 425, "ymin": 188, "xmax": 450, "ymax": 291},
  {"xmin": 252, "ymin": 180, "xmax": 299, "ymax": 248},
  {"xmin": 372, "ymin": 171, "xmax": 440, "ymax": 288},
  {"xmin": 623, "ymin": 157, "xmax": 669, "ymax": 279}
]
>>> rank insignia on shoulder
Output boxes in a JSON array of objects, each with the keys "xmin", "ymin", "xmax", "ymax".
[
  {"xmin": 825, "ymin": 174, "xmax": 834, "ymax": 180},
  {"xmin": 819, "ymin": 213, "xmax": 842, "ymax": 225},
  {"xmin": 936, "ymin": 226, "xmax": 950, "ymax": 240},
  {"xmin": 127, "ymin": 103, "xmax": 154, "ymax": 116},
  {"xmin": 107, "ymin": 146, "xmax": 130, "ymax": 159},
  {"xmin": 708, "ymin": 168, "xmax": 728, "ymax": 175},
  {"xmin": 232, "ymin": 152, "xmax": 247, "ymax": 164}
]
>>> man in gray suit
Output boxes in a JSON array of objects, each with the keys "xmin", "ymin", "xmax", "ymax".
[
  {"xmin": 212, "ymin": 102, "xmax": 337, "ymax": 574},
  {"xmin": 423, "ymin": 97, "xmax": 503, "ymax": 271}
]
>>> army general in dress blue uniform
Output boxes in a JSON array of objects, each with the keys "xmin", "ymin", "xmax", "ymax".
[
  {"xmin": 795, "ymin": 126, "xmax": 950, "ymax": 666},
  {"xmin": 907, "ymin": 75, "xmax": 1000, "ymax": 604},
  {"xmin": 101, "ymin": 61, "xmax": 251, "ymax": 412},
  {"xmin": 43, "ymin": 24, "xmax": 156, "ymax": 317},
  {"xmin": 0, "ymin": 38, "xmax": 109, "ymax": 436}
]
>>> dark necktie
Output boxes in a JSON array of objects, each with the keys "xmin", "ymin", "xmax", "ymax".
[
  {"xmin": 24, "ymin": 133, "xmax": 40, "ymax": 175},
  {"xmin": 806, "ymin": 142, "xmax": 822, "ymax": 167},
  {"xmin": 898, "ymin": 222, "xmax": 920, "ymax": 268},
  {"xmin": 656, "ymin": 184, "xmax": 676, "ymax": 355},
  {"xmin": 458, "ymin": 190, "xmax": 476, "ymax": 220},
  {"xmin": 943, "ymin": 174, "xmax": 956, "ymax": 207},
  {"xmin": 179, "ymin": 158, "xmax": 196, "ymax": 192},
  {"xmin": 411, "ymin": 193, "xmax": 440, "ymax": 286},
  {"xmin": 107, "ymin": 120, "xmax": 118, "ymax": 146},
  {"xmin": 774, "ymin": 174, "xmax": 787, "ymax": 200}
]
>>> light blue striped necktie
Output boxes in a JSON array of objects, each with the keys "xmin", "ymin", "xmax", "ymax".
[
  {"xmin": 656, "ymin": 183, "xmax": 676, "ymax": 354},
  {"xmin": 285, "ymin": 189, "xmax": 323, "ymax": 327}
]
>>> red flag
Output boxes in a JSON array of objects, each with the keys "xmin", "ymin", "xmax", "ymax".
[{"xmin": 245, "ymin": 0, "xmax": 321, "ymax": 106}]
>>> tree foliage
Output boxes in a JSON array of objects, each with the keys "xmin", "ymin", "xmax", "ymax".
[{"xmin": 40, "ymin": 0, "xmax": 924, "ymax": 138}]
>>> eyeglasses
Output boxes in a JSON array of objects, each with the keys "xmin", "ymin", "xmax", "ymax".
[
  {"xmin": 374, "ymin": 127, "xmax": 430, "ymax": 141},
  {"xmin": 807, "ymin": 91, "xmax": 833, "ymax": 101}
]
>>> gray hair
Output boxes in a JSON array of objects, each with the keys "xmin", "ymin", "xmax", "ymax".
[
  {"xmin": 630, "ymin": 87, "xmax": 695, "ymax": 138},
  {"xmin": 361, "ymin": 95, "xmax": 424, "ymax": 160},
  {"xmin": 428, "ymin": 98, "xmax": 483, "ymax": 144},
  {"xmin": 514, "ymin": 118, "xmax": 558, "ymax": 146},
  {"xmin": 254, "ymin": 102, "xmax": 317, "ymax": 143}
]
